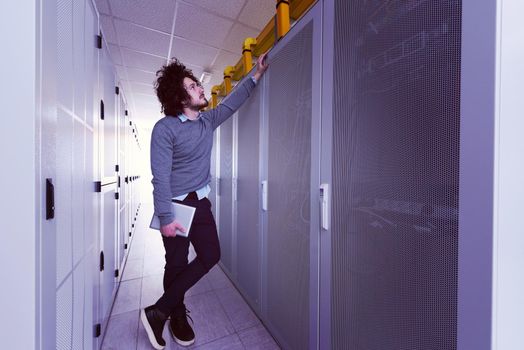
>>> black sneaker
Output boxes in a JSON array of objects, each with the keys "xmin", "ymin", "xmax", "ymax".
[
  {"xmin": 169, "ymin": 309, "xmax": 195, "ymax": 346},
  {"xmin": 141, "ymin": 305, "xmax": 168, "ymax": 350}
]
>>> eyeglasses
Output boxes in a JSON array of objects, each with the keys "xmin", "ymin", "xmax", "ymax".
[{"xmin": 184, "ymin": 81, "xmax": 203, "ymax": 92}]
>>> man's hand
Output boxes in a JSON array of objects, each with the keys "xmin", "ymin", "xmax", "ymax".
[
  {"xmin": 253, "ymin": 52, "xmax": 269, "ymax": 81},
  {"xmin": 160, "ymin": 220, "xmax": 186, "ymax": 237}
]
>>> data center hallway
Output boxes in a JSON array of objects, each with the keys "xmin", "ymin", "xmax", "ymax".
[{"xmin": 101, "ymin": 204, "xmax": 280, "ymax": 350}]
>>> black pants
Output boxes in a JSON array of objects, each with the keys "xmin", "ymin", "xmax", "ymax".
[{"xmin": 154, "ymin": 193, "xmax": 221, "ymax": 317}]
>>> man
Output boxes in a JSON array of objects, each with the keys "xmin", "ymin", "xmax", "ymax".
[{"xmin": 141, "ymin": 52, "xmax": 269, "ymax": 349}]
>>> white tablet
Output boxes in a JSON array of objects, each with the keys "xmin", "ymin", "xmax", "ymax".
[{"xmin": 149, "ymin": 202, "xmax": 196, "ymax": 237}]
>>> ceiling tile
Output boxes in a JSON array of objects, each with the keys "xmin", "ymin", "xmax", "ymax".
[
  {"xmin": 133, "ymin": 93, "xmax": 161, "ymax": 109},
  {"xmin": 221, "ymin": 22, "xmax": 259, "ymax": 53},
  {"xmin": 109, "ymin": 0, "xmax": 176, "ymax": 34},
  {"xmin": 93, "ymin": 0, "xmax": 110, "ymax": 15},
  {"xmin": 184, "ymin": 64, "xmax": 205, "ymax": 81},
  {"xmin": 116, "ymin": 65, "xmax": 157, "ymax": 85},
  {"xmin": 130, "ymin": 82, "xmax": 156, "ymax": 96},
  {"xmin": 99, "ymin": 14, "xmax": 118, "ymax": 44},
  {"xmin": 182, "ymin": 0, "xmax": 247, "ymax": 20},
  {"xmin": 212, "ymin": 50, "xmax": 240, "ymax": 72},
  {"xmin": 114, "ymin": 18, "xmax": 170, "ymax": 57},
  {"xmin": 238, "ymin": 0, "xmax": 275, "ymax": 30},
  {"xmin": 206, "ymin": 70, "xmax": 225, "ymax": 88},
  {"xmin": 134, "ymin": 107, "xmax": 162, "ymax": 128},
  {"xmin": 108, "ymin": 44, "xmax": 123, "ymax": 65},
  {"xmin": 121, "ymin": 48, "xmax": 166, "ymax": 72},
  {"xmin": 170, "ymin": 37, "xmax": 219, "ymax": 69},
  {"xmin": 173, "ymin": 2, "xmax": 234, "ymax": 48}
]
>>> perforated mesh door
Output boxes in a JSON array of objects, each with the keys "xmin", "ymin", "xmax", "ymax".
[
  {"xmin": 56, "ymin": 109, "xmax": 73, "ymax": 287},
  {"xmin": 267, "ymin": 22, "xmax": 313, "ymax": 350},
  {"xmin": 331, "ymin": 1, "xmax": 461, "ymax": 349},
  {"xmin": 210, "ymin": 134, "xmax": 218, "ymax": 216},
  {"xmin": 102, "ymin": 190, "xmax": 116, "ymax": 319},
  {"xmin": 56, "ymin": 276, "xmax": 73, "ymax": 350},
  {"xmin": 236, "ymin": 82, "xmax": 261, "ymax": 307},
  {"xmin": 218, "ymin": 116, "xmax": 234, "ymax": 272},
  {"xmin": 102, "ymin": 49, "xmax": 116, "ymax": 179}
]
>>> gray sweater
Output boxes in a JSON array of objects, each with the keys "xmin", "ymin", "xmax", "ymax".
[{"xmin": 151, "ymin": 77, "xmax": 256, "ymax": 226}]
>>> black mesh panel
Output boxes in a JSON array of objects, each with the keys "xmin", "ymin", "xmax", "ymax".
[{"xmin": 331, "ymin": 1, "xmax": 462, "ymax": 349}]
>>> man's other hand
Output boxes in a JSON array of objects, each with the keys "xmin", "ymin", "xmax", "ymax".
[
  {"xmin": 160, "ymin": 220, "xmax": 186, "ymax": 237},
  {"xmin": 253, "ymin": 52, "xmax": 269, "ymax": 81}
]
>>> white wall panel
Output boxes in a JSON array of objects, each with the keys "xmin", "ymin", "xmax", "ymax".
[
  {"xmin": 492, "ymin": 0, "xmax": 524, "ymax": 348},
  {"xmin": 0, "ymin": 1, "xmax": 37, "ymax": 348}
]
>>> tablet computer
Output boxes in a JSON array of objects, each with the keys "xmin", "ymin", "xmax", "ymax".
[{"xmin": 149, "ymin": 202, "xmax": 196, "ymax": 237}]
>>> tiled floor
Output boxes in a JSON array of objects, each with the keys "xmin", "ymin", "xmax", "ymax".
[{"xmin": 101, "ymin": 204, "xmax": 280, "ymax": 350}]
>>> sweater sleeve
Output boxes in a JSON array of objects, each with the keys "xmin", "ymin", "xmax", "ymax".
[
  {"xmin": 150, "ymin": 121, "xmax": 175, "ymax": 226},
  {"xmin": 207, "ymin": 77, "xmax": 256, "ymax": 130}
]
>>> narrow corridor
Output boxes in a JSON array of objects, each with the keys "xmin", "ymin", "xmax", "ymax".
[{"xmin": 101, "ymin": 204, "xmax": 279, "ymax": 350}]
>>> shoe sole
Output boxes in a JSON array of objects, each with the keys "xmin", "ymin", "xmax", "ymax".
[
  {"xmin": 140, "ymin": 308, "xmax": 165, "ymax": 350},
  {"xmin": 169, "ymin": 323, "xmax": 195, "ymax": 347}
]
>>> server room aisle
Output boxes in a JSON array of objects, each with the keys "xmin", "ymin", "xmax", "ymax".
[{"xmin": 100, "ymin": 203, "xmax": 280, "ymax": 350}]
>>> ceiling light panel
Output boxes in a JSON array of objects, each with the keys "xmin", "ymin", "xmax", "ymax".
[
  {"xmin": 113, "ymin": 18, "xmax": 170, "ymax": 57},
  {"xmin": 173, "ymin": 2, "xmax": 234, "ymax": 48},
  {"xmin": 238, "ymin": 0, "xmax": 275, "ymax": 30},
  {"xmin": 121, "ymin": 48, "xmax": 166, "ymax": 72},
  {"xmin": 221, "ymin": 22, "xmax": 259, "ymax": 53},
  {"xmin": 109, "ymin": 0, "xmax": 176, "ymax": 34},
  {"xmin": 99, "ymin": 14, "xmax": 118, "ymax": 44},
  {"xmin": 170, "ymin": 37, "xmax": 219, "ymax": 68},
  {"xmin": 182, "ymin": 0, "xmax": 247, "ymax": 20}
]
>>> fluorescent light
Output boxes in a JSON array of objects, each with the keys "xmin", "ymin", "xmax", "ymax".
[{"xmin": 200, "ymin": 71, "xmax": 212, "ymax": 85}]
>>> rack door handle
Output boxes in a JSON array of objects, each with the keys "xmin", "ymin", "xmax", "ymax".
[{"xmin": 46, "ymin": 178, "xmax": 55, "ymax": 220}]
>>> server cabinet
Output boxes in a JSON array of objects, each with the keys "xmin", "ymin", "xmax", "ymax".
[
  {"xmin": 217, "ymin": 115, "xmax": 236, "ymax": 273},
  {"xmin": 216, "ymin": 4, "xmax": 323, "ymax": 349},
  {"xmin": 210, "ymin": 133, "xmax": 219, "ymax": 218},
  {"xmin": 84, "ymin": 3, "xmax": 100, "ymax": 346},
  {"xmin": 235, "ymin": 77, "xmax": 263, "ymax": 311},
  {"xmin": 264, "ymin": 15, "xmax": 319, "ymax": 349},
  {"xmin": 326, "ymin": 1, "xmax": 461, "ymax": 349},
  {"xmin": 98, "ymin": 42, "xmax": 119, "ymax": 336}
]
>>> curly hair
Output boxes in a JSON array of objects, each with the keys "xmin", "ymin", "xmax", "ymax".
[{"xmin": 154, "ymin": 58, "xmax": 198, "ymax": 117}]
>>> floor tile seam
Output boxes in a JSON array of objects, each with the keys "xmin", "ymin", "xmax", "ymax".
[
  {"xmin": 141, "ymin": 271, "xmax": 165, "ymax": 279},
  {"xmin": 192, "ymin": 332, "xmax": 246, "ymax": 350},
  {"xmin": 134, "ymin": 299, "xmax": 141, "ymax": 350},
  {"xmin": 121, "ymin": 275, "xmax": 144, "ymax": 283},
  {"xmin": 111, "ymin": 304, "xmax": 142, "ymax": 317},
  {"xmin": 212, "ymin": 287, "xmax": 239, "ymax": 335},
  {"xmin": 100, "ymin": 309, "xmax": 140, "ymax": 349},
  {"xmin": 238, "ymin": 320, "xmax": 281, "ymax": 349},
  {"xmin": 185, "ymin": 288, "xmax": 213, "ymax": 299},
  {"xmin": 234, "ymin": 324, "xmax": 278, "ymax": 350},
  {"xmin": 111, "ymin": 277, "xmax": 144, "ymax": 317},
  {"xmin": 212, "ymin": 283, "xmax": 263, "ymax": 330}
]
